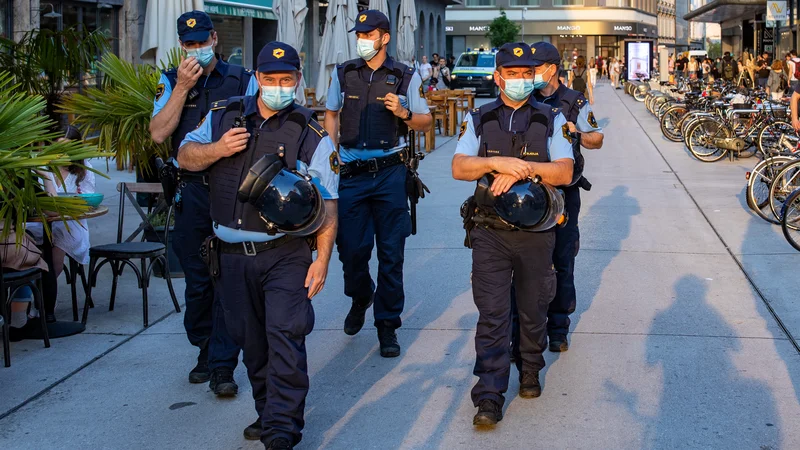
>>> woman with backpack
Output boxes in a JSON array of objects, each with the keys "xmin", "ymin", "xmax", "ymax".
[
  {"xmin": 766, "ymin": 60, "xmax": 787, "ymax": 101},
  {"xmin": 569, "ymin": 56, "xmax": 594, "ymax": 104}
]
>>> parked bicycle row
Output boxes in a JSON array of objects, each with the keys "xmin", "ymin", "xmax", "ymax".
[{"xmin": 623, "ymin": 77, "xmax": 800, "ymax": 252}]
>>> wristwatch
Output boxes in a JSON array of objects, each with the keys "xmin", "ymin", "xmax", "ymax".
[{"xmin": 403, "ymin": 109, "xmax": 413, "ymax": 121}]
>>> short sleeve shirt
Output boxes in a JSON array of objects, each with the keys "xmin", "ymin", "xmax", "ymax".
[
  {"xmin": 535, "ymin": 84, "xmax": 603, "ymax": 136},
  {"xmin": 152, "ymin": 66, "xmax": 259, "ymax": 117}
]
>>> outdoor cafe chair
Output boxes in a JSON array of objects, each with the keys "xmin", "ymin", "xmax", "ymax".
[
  {"xmin": 82, "ymin": 182, "xmax": 180, "ymax": 328},
  {"xmin": 1, "ymin": 259, "xmax": 51, "ymax": 367}
]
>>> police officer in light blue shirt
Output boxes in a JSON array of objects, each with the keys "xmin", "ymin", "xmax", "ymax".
[
  {"xmin": 178, "ymin": 42, "xmax": 338, "ymax": 448},
  {"xmin": 148, "ymin": 10, "xmax": 258, "ymax": 399},
  {"xmin": 323, "ymin": 10, "xmax": 433, "ymax": 358},
  {"xmin": 452, "ymin": 42, "xmax": 574, "ymax": 427}
]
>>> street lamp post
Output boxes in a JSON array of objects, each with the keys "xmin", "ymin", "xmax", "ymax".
[{"xmin": 522, "ymin": 7, "xmax": 527, "ymax": 43}]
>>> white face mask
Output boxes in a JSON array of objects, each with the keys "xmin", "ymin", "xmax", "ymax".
[{"xmin": 357, "ymin": 38, "xmax": 380, "ymax": 61}]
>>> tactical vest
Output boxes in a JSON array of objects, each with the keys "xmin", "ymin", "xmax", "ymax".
[
  {"xmin": 164, "ymin": 64, "xmax": 251, "ymax": 159},
  {"xmin": 337, "ymin": 58, "xmax": 414, "ymax": 149},
  {"xmin": 548, "ymin": 86, "xmax": 586, "ymax": 186},
  {"xmin": 471, "ymin": 103, "xmax": 552, "ymax": 163},
  {"xmin": 208, "ymin": 98, "xmax": 315, "ymax": 233}
]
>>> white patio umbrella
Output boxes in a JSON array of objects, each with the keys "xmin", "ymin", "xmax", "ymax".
[
  {"xmin": 368, "ymin": 0, "xmax": 390, "ymax": 17},
  {"xmin": 140, "ymin": 0, "xmax": 204, "ymax": 66},
  {"xmin": 396, "ymin": 0, "xmax": 417, "ymax": 67},
  {"xmin": 275, "ymin": 0, "xmax": 309, "ymax": 105},
  {"xmin": 314, "ymin": 0, "xmax": 358, "ymax": 104}
]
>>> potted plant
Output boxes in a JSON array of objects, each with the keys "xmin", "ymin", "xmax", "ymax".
[{"xmin": 142, "ymin": 211, "xmax": 183, "ymax": 278}]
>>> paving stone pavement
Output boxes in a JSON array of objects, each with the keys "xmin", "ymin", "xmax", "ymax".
[{"xmin": 2, "ymin": 83, "xmax": 800, "ymax": 449}]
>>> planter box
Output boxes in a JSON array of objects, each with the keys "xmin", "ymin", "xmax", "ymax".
[{"xmin": 143, "ymin": 226, "xmax": 184, "ymax": 278}]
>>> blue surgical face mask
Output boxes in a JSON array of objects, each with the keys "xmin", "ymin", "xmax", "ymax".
[
  {"xmin": 534, "ymin": 65, "xmax": 555, "ymax": 90},
  {"xmin": 185, "ymin": 42, "xmax": 215, "ymax": 68},
  {"xmin": 499, "ymin": 75, "xmax": 534, "ymax": 101},
  {"xmin": 356, "ymin": 38, "xmax": 380, "ymax": 61},
  {"xmin": 260, "ymin": 85, "xmax": 296, "ymax": 111}
]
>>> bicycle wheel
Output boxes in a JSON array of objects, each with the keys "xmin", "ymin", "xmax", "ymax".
[
  {"xmin": 661, "ymin": 106, "xmax": 687, "ymax": 142},
  {"xmin": 768, "ymin": 159, "xmax": 800, "ymax": 221},
  {"xmin": 633, "ymin": 86, "xmax": 647, "ymax": 102},
  {"xmin": 687, "ymin": 118, "xmax": 729, "ymax": 163},
  {"xmin": 781, "ymin": 188, "xmax": 800, "ymax": 251},
  {"xmin": 746, "ymin": 156, "xmax": 796, "ymax": 223},
  {"xmin": 757, "ymin": 120, "xmax": 795, "ymax": 156}
]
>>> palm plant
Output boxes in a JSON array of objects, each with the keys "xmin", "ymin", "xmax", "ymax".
[
  {"xmin": 0, "ymin": 27, "xmax": 109, "ymax": 127},
  {"xmin": 60, "ymin": 50, "xmax": 182, "ymax": 174},
  {"xmin": 0, "ymin": 73, "xmax": 108, "ymax": 244}
]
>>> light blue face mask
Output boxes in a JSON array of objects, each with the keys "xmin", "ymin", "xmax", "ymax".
[
  {"xmin": 260, "ymin": 85, "xmax": 296, "ymax": 111},
  {"xmin": 186, "ymin": 43, "xmax": 215, "ymax": 68},
  {"xmin": 499, "ymin": 75, "xmax": 534, "ymax": 101},
  {"xmin": 534, "ymin": 65, "xmax": 555, "ymax": 90}
]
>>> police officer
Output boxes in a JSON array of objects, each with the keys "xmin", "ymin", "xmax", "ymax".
[
  {"xmin": 149, "ymin": 11, "xmax": 257, "ymax": 394},
  {"xmin": 178, "ymin": 42, "xmax": 338, "ymax": 449},
  {"xmin": 452, "ymin": 42, "xmax": 574, "ymax": 427},
  {"xmin": 323, "ymin": 10, "xmax": 432, "ymax": 357},
  {"xmin": 532, "ymin": 41, "xmax": 604, "ymax": 352}
]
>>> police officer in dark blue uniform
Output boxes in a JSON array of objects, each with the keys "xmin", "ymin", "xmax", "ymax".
[
  {"xmin": 149, "ymin": 11, "xmax": 257, "ymax": 394},
  {"xmin": 323, "ymin": 10, "xmax": 432, "ymax": 357},
  {"xmin": 532, "ymin": 41, "xmax": 604, "ymax": 352},
  {"xmin": 178, "ymin": 42, "xmax": 339, "ymax": 449},
  {"xmin": 452, "ymin": 42, "xmax": 574, "ymax": 427}
]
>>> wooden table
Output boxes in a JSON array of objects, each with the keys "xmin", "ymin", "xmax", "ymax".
[
  {"xmin": 25, "ymin": 206, "xmax": 109, "ymax": 339},
  {"xmin": 447, "ymin": 97, "xmax": 460, "ymax": 136},
  {"xmin": 464, "ymin": 91, "xmax": 476, "ymax": 110}
]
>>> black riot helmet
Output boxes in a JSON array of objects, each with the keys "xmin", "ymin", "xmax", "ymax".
[
  {"xmin": 237, "ymin": 154, "xmax": 326, "ymax": 236},
  {"xmin": 474, "ymin": 174, "xmax": 566, "ymax": 232}
]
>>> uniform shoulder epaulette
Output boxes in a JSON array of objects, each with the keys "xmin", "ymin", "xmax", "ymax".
[
  {"xmin": 472, "ymin": 107, "xmax": 480, "ymax": 113},
  {"xmin": 245, "ymin": 68, "xmax": 254, "ymax": 74},
  {"xmin": 406, "ymin": 66, "xmax": 415, "ymax": 73},
  {"xmin": 163, "ymin": 67, "xmax": 177, "ymax": 74},
  {"xmin": 552, "ymin": 107, "xmax": 561, "ymax": 114},
  {"xmin": 307, "ymin": 119, "xmax": 327, "ymax": 137},
  {"xmin": 211, "ymin": 100, "xmax": 228, "ymax": 110},
  {"xmin": 576, "ymin": 98, "xmax": 586, "ymax": 107}
]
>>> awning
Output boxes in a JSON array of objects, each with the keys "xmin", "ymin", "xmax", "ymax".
[
  {"xmin": 204, "ymin": 0, "xmax": 276, "ymax": 20},
  {"xmin": 683, "ymin": 0, "xmax": 765, "ymax": 23}
]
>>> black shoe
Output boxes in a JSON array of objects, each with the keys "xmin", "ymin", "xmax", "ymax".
[
  {"xmin": 188, "ymin": 348, "xmax": 210, "ymax": 384},
  {"xmin": 473, "ymin": 399, "xmax": 503, "ymax": 427},
  {"xmin": 519, "ymin": 371, "xmax": 542, "ymax": 399},
  {"xmin": 343, "ymin": 294, "xmax": 374, "ymax": 336},
  {"xmin": 266, "ymin": 437, "xmax": 293, "ymax": 449},
  {"xmin": 377, "ymin": 326, "xmax": 400, "ymax": 358},
  {"xmin": 243, "ymin": 420, "xmax": 262, "ymax": 440},
  {"xmin": 548, "ymin": 334, "xmax": 569, "ymax": 352},
  {"xmin": 209, "ymin": 367, "xmax": 238, "ymax": 397}
]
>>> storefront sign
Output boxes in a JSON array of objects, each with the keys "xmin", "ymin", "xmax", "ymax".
[
  {"xmin": 766, "ymin": 1, "xmax": 788, "ymax": 21},
  {"xmin": 205, "ymin": 0, "xmax": 276, "ymax": 20},
  {"xmin": 445, "ymin": 21, "xmax": 653, "ymax": 36}
]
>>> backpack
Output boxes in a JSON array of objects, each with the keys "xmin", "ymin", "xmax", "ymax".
[
  {"xmin": 572, "ymin": 69, "xmax": 587, "ymax": 93},
  {"xmin": 723, "ymin": 60, "xmax": 734, "ymax": 79},
  {"xmin": 792, "ymin": 57, "xmax": 800, "ymax": 80}
]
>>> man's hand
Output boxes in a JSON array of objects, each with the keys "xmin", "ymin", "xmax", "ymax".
[
  {"xmin": 793, "ymin": 118, "xmax": 800, "ymax": 132},
  {"xmin": 566, "ymin": 121, "xmax": 578, "ymax": 133},
  {"xmin": 490, "ymin": 156, "xmax": 533, "ymax": 179},
  {"xmin": 216, "ymin": 128, "xmax": 250, "ymax": 158},
  {"xmin": 305, "ymin": 259, "xmax": 329, "ymax": 299},
  {"xmin": 176, "ymin": 56, "xmax": 203, "ymax": 91},
  {"xmin": 384, "ymin": 93, "xmax": 408, "ymax": 119},
  {"xmin": 491, "ymin": 173, "xmax": 521, "ymax": 196}
]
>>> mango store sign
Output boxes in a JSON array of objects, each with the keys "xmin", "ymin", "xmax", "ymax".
[{"xmin": 446, "ymin": 21, "xmax": 647, "ymax": 36}]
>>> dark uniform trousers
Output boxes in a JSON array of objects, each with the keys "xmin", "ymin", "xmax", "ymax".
[
  {"xmin": 471, "ymin": 226, "xmax": 556, "ymax": 407},
  {"xmin": 172, "ymin": 182, "xmax": 240, "ymax": 369},
  {"xmin": 336, "ymin": 163, "xmax": 411, "ymax": 329},
  {"xmin": 216, "ymin": 237, "xmax": 314, "ymax": 446},
  {"xmin": 547, "ymin": 184, "xmax": 581, "ymax": 336}
]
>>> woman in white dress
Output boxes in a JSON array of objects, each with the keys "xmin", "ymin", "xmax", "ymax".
[{"xmin": 588, "ymin": 57, "xmax": 597, "ymax": 87}]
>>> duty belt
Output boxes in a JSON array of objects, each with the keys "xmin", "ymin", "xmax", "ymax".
[
  {"xmin": 217, "ymin": 235, "xmax": 296, "ymax": 256},
  {"xmin": 340, "ymin": 148, "xmax": 409, "ymax": 179},
  {"xmin": 178, "ymin": 171, "xmax": 209, "ymax": 185}
]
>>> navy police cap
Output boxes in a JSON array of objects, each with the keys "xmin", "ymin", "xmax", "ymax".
[
  {"xmin": 177, "ymin": 11, "xmax": 213, "ymax": 43},
  {"xmin": 495, "ymin": 42, "xmax": 536, "ymax": 68},
  {"xmin": 349, "ymin": 9, "xmax": 390, "ymax": 33},
  {"xmin": 531, "ymin": 42, "xmax": 562, "ymax": 66},
  {"xmin": 257, "ymin": 42, "xmax": 301, "ymax": 73}
]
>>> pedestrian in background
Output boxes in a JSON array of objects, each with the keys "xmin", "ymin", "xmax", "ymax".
[
  {"xmin": 435, "ymin": 58, "xmax": 451, "ymax": 90},
  {"xmin": 767, "ymin": 60, "xmax": 787, "ymax": 101},
  {"xmin": 419, "ymin": 55, "xmax": 433, "ymax": 90},
  {"xmin": 757, "ymin": 59, "xmax": 771, "ymax": 89},
  {"xmin": 589, "ymin": 56, "xmax": 597, "ymax": 86},
  {"xmin": 687, "ymin": 57, "xmax": 698, "ymax": 80}
]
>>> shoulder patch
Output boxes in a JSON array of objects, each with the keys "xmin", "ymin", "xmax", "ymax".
[
  {"xmin": 329, "ymin": 151, "xmax": 340, "ymax": 174},
  {"xmin": 562, "ymin": 123, "xmax": 574, "ymax": 144},
  {"xmin": 458, "ymin": 120, "xmax": 468, "ymax": 139},
  {"xmin": 211, "ymin": 100, "xmax": 228, "ymax": 110},
  {"xmin": 308, "ymin": 119, "xmax": 327, "ymax": 138},
  {"xmin": 155, "ymin": 83, "xmax": 165, "ymax": 101},
  {"xmin": 588, "ymin": 111, "xmax": 599, "ymax": 128}
]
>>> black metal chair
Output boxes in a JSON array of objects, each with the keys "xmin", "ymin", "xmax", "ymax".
[
  {"xmin": 63, "ymin": 256, "xmax": 90, "ymax": 322},
  {"xmin": 82, "ymin": 182, "xmax": 180, "ymax": 328},
  {"xmin": 1, "ymin": 265, "xmax": 51, "ymax": 367}
]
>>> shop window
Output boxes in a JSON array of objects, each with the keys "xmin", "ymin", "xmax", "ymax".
[
  {"xmin": 510, "ymin": 0, "xmax": 541, "ymax": 6},
  {"xmin": 465, "ymin": 0, "xmax": 497, "ymax": 6},
  {"xmin": 598, "ymin": 0, "xmax": 631, "ymax": 6},
  {"xmin": 553, "ymin": 0, "xmax": 584, "ymax": 6}
]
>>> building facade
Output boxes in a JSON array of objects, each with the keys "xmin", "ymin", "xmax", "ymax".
[
  {"xmin": 658, "ymin": 0, "xmax": 677, "ymax": 48},
  {"xmin": 444, "ymin": 0, "xmax": 658, "ymax": 60},
  {"xmin": 683, "ymin": 0, "xmax": 778, "ymax": 58}
]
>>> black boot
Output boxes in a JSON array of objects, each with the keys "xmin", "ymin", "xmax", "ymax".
[
  {"xmin": 518, "ymin": 371, "xmax": 542, "ymax": 399},
  {"xmin": 343, "ymin": 294, "xmax": 374, "ymax": 336},
  {"xmin": 473, "ymin": 399, "xmax": 503, "ymax": 426},
  {"xmin": 266, "ymin": 437, "xmax": 293, "ymax": 449},
  {"xmin": 188, "ymin": 347, "xmax": 210, "ymax": 384},
  {"xmin": 377, "ymin": 325, "xmax": 400, "ymax": 358},
  {"xmin": 243, "ymin": 419, "xmax": 262, "ymax": 440},
  {"xmin": 548, "ymin": 334, "xmax": 569, "ymax": 352},
  {"xmin": 209, "ymin": 367, "xmax": 238, "ymax": 397}
]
